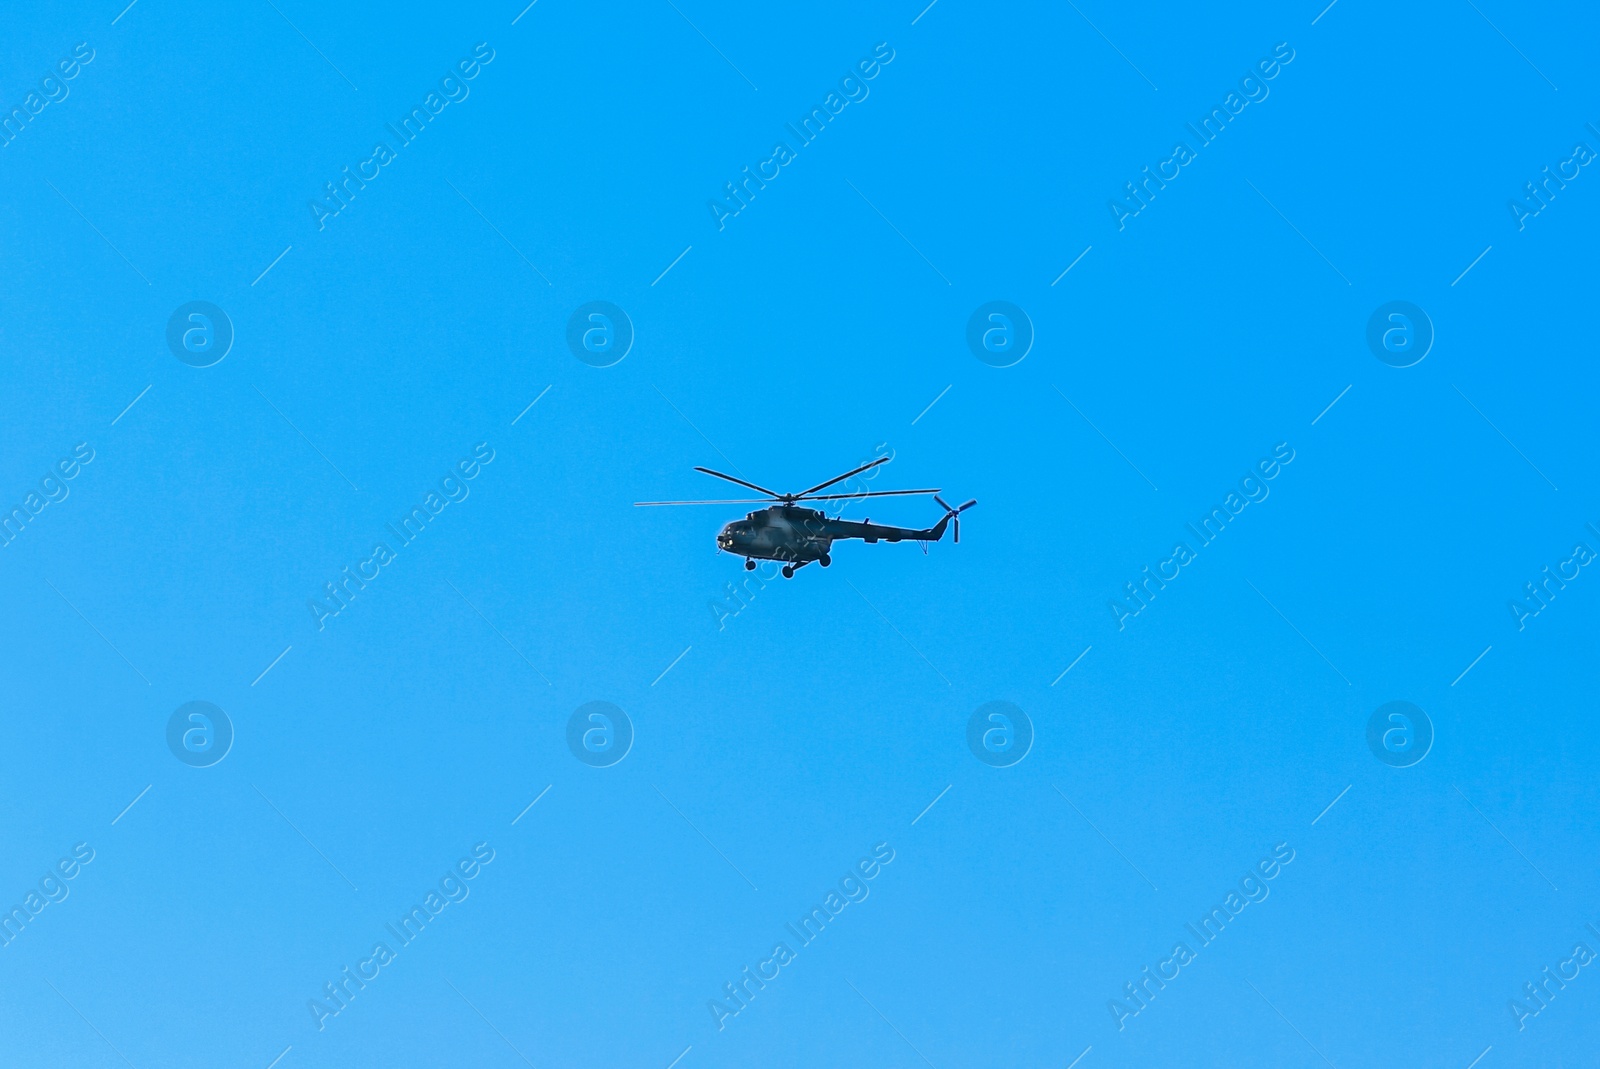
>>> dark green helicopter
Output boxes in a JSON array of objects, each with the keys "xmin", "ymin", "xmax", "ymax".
[{"xmin": 636, "ymin": 457, "xmax": 976, "ymax": 577}]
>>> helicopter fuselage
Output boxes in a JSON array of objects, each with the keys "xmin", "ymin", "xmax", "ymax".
[
  {"xmin": 716, "ymin": 505, "xmax": 950, "ymax": 564},
  {"xmin": 635, "ymin": 455, "xmax": 973, "ymax": 576}
]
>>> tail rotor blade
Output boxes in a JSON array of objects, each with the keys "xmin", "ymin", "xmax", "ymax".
[
  {"xmin": 943, "ymin": 498, "xmax": 973, "ymax": 541},
  {"xmin": 932, "ymin": 495, "xmax": 968, "ymax": 542}
]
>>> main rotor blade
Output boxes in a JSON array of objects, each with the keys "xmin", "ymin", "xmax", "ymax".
[
  {"xmin": 634, "ymin": 497, "xmax": 778, "ymax": 507},
  {"xmin": 794, "ymin": 456, "xmax": 890, "ymax": 499},
  {"xmin": 796, "ymin": 487, "xmax": 942, "ymax": 502},
  {"xmin": 693, "ymin": 467, "xmax": 782, "ymax": 498},
  {"xmin": 635, "ymin": 484, "xmax": 942, "ymax": 506}
]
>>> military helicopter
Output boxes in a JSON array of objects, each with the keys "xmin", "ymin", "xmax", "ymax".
[{"xmin": 636, "ymin": 457, "xmax": 976, "ymax": 577}]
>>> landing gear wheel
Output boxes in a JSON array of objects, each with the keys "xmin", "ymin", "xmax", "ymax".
[
  {"xmin": 781, "ymin": 565, "xmax": 795, "ymax": 579},
  {"xmin": 744, "ymin": 559, "xmax": 756, "ymax": 571},
  {"xmin": 819, "ymin": 554, "xmax": 831, "ymax": 567}
]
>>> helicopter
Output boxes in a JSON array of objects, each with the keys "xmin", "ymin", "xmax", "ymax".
[{"xmin": 635, "ymin": 457, "xmax": 976, "ymax": 578}]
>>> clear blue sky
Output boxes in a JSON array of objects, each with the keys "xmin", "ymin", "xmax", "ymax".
[{"xmin": 1, "ymin": 1, "xmax": 1597, "ymax": 1067}]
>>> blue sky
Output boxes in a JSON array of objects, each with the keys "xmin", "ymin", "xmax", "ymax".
[{"xmin": 1, "ymin": 0, "xmax": 1597, "ymax": 1067}]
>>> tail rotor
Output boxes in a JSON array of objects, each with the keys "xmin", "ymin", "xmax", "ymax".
[{"xmin": 933, "ymin": 496, "xmax": 978, "ymax": 543}]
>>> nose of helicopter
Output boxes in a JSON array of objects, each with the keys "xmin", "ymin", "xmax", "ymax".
[{"xmin": 716, "ymin": 524, "xmax": 735, "ymax": 549}]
